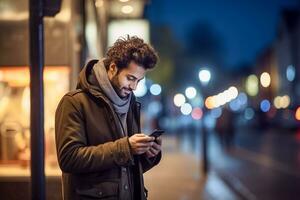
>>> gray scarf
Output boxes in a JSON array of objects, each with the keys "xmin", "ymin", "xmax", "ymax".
[
  {"xmin": 92, "ymin": 60, "xmax": 132, "ymax": 114},
  {"xmin": 90, "ymin": 60, "xmax": 132, "ymax": 136}
]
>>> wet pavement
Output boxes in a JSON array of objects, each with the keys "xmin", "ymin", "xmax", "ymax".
[
  {"xmin": 144, "ymin": 126, "xmax": 300, "ymax": 200},
  {"xmin": 210, "ymin": 127, "xmax": 300, "ymax": 200},
  {"xmin": 144, "ymin": 135, "xmax": 239, "ymax": 200}
]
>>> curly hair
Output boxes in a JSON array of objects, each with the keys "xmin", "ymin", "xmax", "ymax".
[{"xmin": 104, "ymin": 35, "xmax": 159, "ymax": 71}]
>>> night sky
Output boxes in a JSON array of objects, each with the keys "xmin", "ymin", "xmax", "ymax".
[{"xmin": 145, "ymin": 0, "xmax": 300, "ymax": 69}]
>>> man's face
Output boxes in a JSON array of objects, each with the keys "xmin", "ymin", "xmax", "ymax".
[{"xmin": 108, "ymin": 61, "xmax": 146, "ymax": 98}]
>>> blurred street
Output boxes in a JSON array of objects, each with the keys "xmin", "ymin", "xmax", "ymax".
[
  {"xmin": 144, "ymin": 134, "xmax": 238, "ymax": 200},
  {"xmin": 144, "ymin": 126, "xmax": 300, "ymax": 200}
]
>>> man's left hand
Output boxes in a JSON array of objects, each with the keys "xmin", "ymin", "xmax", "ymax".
[{"xmin": 146, "ymin": 136, "xmax": 162, "ymax": 158}]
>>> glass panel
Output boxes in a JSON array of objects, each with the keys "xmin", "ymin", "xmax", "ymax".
[{"xmin": 0, "ymin": 66, "xmax": 69, "ymax": 176}]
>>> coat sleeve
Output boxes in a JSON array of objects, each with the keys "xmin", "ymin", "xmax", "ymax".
[{"xmin": 55, "ymin": 95, "xmax": 134, "ymax": 174}]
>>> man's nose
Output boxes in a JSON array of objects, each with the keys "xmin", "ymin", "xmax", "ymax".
[{"xmin": 129, "ymin": 82, "xmax": 138, "ymax": 90}]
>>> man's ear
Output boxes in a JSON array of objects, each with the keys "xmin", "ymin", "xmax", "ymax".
[{"xmin": 108, "ymin": 63, "xmax": 118, "ymax": 76}]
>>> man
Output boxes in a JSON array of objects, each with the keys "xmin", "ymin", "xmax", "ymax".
[{"xmin": 55, "ymin": 36, "xmax": 161, "ymax": 200}]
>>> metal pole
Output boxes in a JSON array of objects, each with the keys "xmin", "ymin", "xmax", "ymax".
[
  {"xmin": 29, "ymin": 0, "xmax": 45, "ymax": 199},
  {"xmin": 201, "ymin": 108, "xmax": 208, "ymax": 173},
  {"xmin": 201, "ymin": 85, "xmax": 209, "ymax": 174}
]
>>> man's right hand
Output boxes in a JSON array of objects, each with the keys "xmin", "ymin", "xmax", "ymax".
[{"xmin": 128, "ymin": 134, "xmax": 154, "ymax": 155}]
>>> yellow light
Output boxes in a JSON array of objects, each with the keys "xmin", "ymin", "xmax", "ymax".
[
  {"xmin": 281, "ymin": 95, "xmax": 290, "ymax": 109},
  {"xmin": 296, "ymin": 107, "xmax": 300, "ymax": 121},
  {"xmin": 246, "ymin": 74, "xmax": 259, "ymax": 96},
  {"xmin": 173, "ymin": 93, "xmax": 186, "ymax": 107},
  {"xmin": 121, "ymin": 5, "xmax": 133, "ymax": 14},
  {"xmin": 273, "ymin": 96, "xmax": 281, "ymax": 109},
  {"xmin": 260, "ymin": 72, "xmax": 271, "ymax": 87},
  {"xmin": 95, "ymin": 0, "xmax": 104, "ymax": 7},
  {"xmin": 22, "ymin": 86, "xmax": 30, "ymax": 116},
  {"xmin": 205, "ymin": 96, "xmax": 215, "ymax": 109}
]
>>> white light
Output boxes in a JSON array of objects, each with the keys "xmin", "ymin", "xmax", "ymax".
[
  {"xmin": 198, "ymin": 69, "xmax": 211, "ymax": 84},
  {"xmin": 260, "ymin": 72, "xmax": 271, "ymax": 87},
  {"xmin": 223, "ymin": 90, "xmax": 232, "ymax": 103},
  {"xmin": 119, "ymin": 0, "xmax": 130, "ymax": 2},
  {"xmin": 185, "ymin": 87, "xmax": 197, "ymax": 99},
  {"xmin": 174, "ymin": 93, "xmax": 186, "ymax": 107},
  {"xmin": 133, "ymin": 78, "xmax": 147, "ymax": 97},
  {"xmin": 214, "ymin": 93, "xmax": 223, "ymax": 107},
  {"xmin": 286, "ymin": 65, "xmax": 296, "ymax": 82},
  {"xmin": 150, "ymin": 84, "xmax": 162, "ymax": 96},
  {"xmin": 228, "ymin": 86, "xmax": 238, "ymax": 100},
  {"xmin": 180, "ymin": 103, "xmax": 192, "ymax": 115},
  {"xmin": 108, "ymin": 20, "xmax": 149, "ymax": 48},
  {"xmin": 121, "ymin": 5, "xmax": 133, "ymax": 14}
]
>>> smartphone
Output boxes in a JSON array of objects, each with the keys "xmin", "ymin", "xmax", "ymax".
[{"xmin": 149, "ymin": 129, "xmax": 164, "ymax": 139}]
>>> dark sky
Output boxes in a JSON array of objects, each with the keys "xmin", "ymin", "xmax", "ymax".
[{"xmin": 145, "ymin": 0, "xmax": 300, "ymax": 68}]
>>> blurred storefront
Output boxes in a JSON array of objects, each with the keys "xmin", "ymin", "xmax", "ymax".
[{"xmin": 244, "ymin": 8, "xmax": 300, "ymax": 129}]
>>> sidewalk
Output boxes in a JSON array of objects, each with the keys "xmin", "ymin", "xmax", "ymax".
[
  {"xmin": 144, "ymin": 135, "xmax": 239, "ymax": 200},
  {"xmin": 209, "ymin": 129, "xmax": 300, "ymax": 200}
]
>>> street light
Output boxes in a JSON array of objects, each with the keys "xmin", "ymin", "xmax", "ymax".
[
  {"xmin": 198, "ymin": 68, "xmax": 211, "ymax": 174},
  {"xmin": 199, "ymin": 69, "xmax": 211, "ymax": 85},
  {"xmin": 185, "ymin": 86, "xmax": 197, "ymax": 99}
]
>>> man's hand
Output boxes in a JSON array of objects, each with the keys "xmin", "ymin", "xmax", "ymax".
[
  {"xmin": 128, "ymin": 134, "xmax": 154, "ymax": 155},
  {"xmin": 146, "ymin": 136, "xmax": 162, "ymax": 158}
]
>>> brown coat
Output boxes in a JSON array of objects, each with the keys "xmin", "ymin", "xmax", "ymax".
[{"xmin": 55, "ymin": 60, "xmax": 161, "ymax": 200}]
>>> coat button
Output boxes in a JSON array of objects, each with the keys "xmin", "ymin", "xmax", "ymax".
[
  {"xmin": 124, "ymin": 185, "xmax": 128, "ymax": 190},
  {"xmin": 98, "ymin": 191, "xmax": 103, "ymax": 196}
]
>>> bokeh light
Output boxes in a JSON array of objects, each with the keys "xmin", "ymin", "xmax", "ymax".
[
  {"xmin": 246, "ymin": 74, "xmax": 259, "ymax": 96},
  {"xmin": 273, "ymin": 96, "xmax": 281, "ymax": 109},
  {"xmin": 185, "ymin": 86, "xmax": 197, "ymax": 99},
  {"xmin": 286, "ymin": 65, "xmax": 296, "ymax": 82},
  {"xmin": 174, "ymin": 93, "xmax": 186, "ymax": 107},
  {"xmin": 211, "ymin": 107, "xmax": 222, "ymax": 118},
  {"xmin": 205, "ymin": 96, "xmax": 215, "ymax": 109},
  {"xmin": 228, "ymin": 86, "xmax": 239, "ymax": 99},
  {"xmin": 150, "ymin": 84, "xmax": 162, "ymax": 96},
  {"xmin": 260, "ymin": 72, "xmax": 271, "ymax": 87},
  {"xmin": 133, "ymin": 77, "xmax": 147, "ymax": 97},
  {"xmin": 191, "ymin": 107, "xmax": 203, "ymax": 120},
  {"xmin": 281, "ymin": 95, "xmax": 290, "ymax": 109},
  {"xmin": 273, "ymin": 95, "xmax": 290, "ymax": 109},
  {"xmin": 260, "ymin": 99, "xmax": 271, "ymax": 112},
  {"xmin": 180, "ymin": 103, "xmax": 192, "ymax": 115},
  {"xmin": 296, "ymin": 107, "xmax": 300, "ymax": 121},
  {"xmin": 229, "ymin": 100, "xmax": 240, "ymax": 112},
  {"xmin": 198, "ymin": 69, "xmax": 211, "ymax": 84},
  {"xmin": 244, "ymin": 108, "xmax": 255, "ymax": 120}
]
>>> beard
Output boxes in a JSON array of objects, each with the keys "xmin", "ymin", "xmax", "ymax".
[{"xmin": 110, "ymin": 74, "xmax": 131, "ymax": 98}]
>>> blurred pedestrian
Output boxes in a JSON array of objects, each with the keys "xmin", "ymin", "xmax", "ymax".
[
  {"xmin": 216, "ymin": 107, "xmax": 235, "ymax": 150},
  {"xmin": 55, "ymin": 36, "xmax": 162, "ymax": 200}
]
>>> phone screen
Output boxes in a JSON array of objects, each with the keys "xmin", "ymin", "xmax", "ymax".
[{"xmin": 150, "ymin": 129, "xmax": 164, "ymax": 139}]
